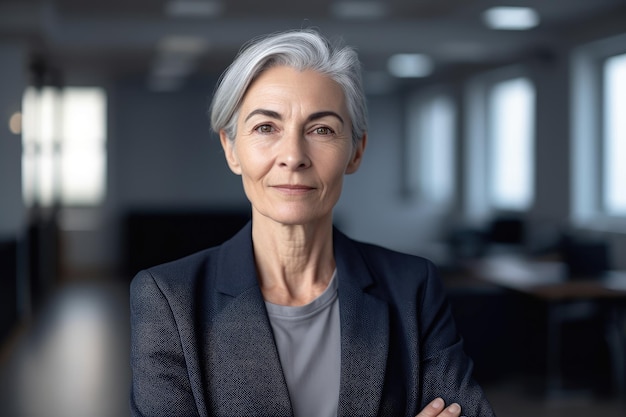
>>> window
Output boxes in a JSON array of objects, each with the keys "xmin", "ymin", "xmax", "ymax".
[
  {"xmin": 487, "ymin": 77, "xmax": 535, "ymax": 211},
  {"xmin": 464, "ymin": 70, "xmax": 535, "ymax": 222},
  {"xmin": 406, "ymin": 91, "xmax": 456, "ymax": 205},
  {"xmin": 603, "ymin": 53, "xmax": 626, "ymax": 215},
  {"xmin": 572, "ymin": 34, "xmax": 626, "ymax": 228},
  {"xmin": 22, "ymin": 86, "xmax": 107, "ymax": 206}
]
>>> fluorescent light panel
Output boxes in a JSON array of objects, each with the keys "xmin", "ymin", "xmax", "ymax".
[
  {"xmin": 483, "ymin": 7, "xmax": 540, "ymax": 30},
  {"xmin": 158, "ymin": 35, "xmax": 209, "ymax": 54},
  {"xmin": 331, "ymin": 1, "xmax": 387, "ymax": 19},
  {"xmin": 387, "ymin": 54, "xmax": 433, "ymax": 78},
  {"xmin": 165, "ymin": 0, "xmax": 222, "ymax": 18}
]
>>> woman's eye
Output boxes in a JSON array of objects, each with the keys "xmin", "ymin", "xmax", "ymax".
[
  {"xmin": 255, "ymin": 124, "xmax": 274, "ymax": 134},
  {"xmin": 314, "ymin": 127, "xmax": 334, "ymax": 135}
]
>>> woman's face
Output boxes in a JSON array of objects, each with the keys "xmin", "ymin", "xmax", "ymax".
[{"xmin": 220, "ymin": 65, "xmax": 366, "ymax": 227}]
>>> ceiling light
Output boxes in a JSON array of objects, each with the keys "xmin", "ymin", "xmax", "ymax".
[
  {"xmin": 158, "ymin": 35, "xmax": 209, "ymax": 55},
  {"xmin": 331, "ymin": 1, "xmax": 387, "ymax": 19},
  {"xmin": 165, "ymin": 0, "xmax": 222, "ymax": 18},
  {"xmin": 387, "ymin": 54, "xmax": 434, "ymax": 78},
  {"xmin": 483, "ymin": 7, "xmax": 540, "ymax": 30}
]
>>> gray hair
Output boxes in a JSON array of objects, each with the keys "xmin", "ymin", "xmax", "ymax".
[{"xmin": 209, "ymin": 28, "xmax": 367, "ymax": 146}]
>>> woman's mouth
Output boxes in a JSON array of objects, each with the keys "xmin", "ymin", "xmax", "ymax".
[{"xmin": 272, "ymin": 184, "xmax": 315, "ymax": 194}]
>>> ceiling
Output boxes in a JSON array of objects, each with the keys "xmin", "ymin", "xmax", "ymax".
[{"xmin": 1, "ymin": 0, "xmax": 625, "ymax": 89}]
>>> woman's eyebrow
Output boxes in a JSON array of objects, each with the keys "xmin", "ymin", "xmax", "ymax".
[
  {"xmin": 307, "ymin": 111, "xmax": 344, "ymax": 126},
  {"xmin": 244, "ymin": 108, "xmax": 282, "ymax": 122},
  {"xmin": 244, "ymin": 109, "xmax": 344, "ymax": 126}
]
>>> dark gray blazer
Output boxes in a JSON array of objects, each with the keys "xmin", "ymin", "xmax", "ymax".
[{"xmin": 130, "ymin": 222, "xmax": 495, "ymax": 417}]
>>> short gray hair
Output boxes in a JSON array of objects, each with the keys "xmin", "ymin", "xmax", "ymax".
[{"xmin": 209, "ymin": 28, "xmax": 367, "ymax": 145}]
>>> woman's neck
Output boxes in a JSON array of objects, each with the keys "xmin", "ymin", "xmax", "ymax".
[{"xmin": 252, "ymin": 215, "xmax": 336, "ymax": 306}]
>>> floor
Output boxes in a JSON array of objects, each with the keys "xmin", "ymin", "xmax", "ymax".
[
  {"xmin": 0, "ymin": 279, "xmax": 625, "ymax": 417},
  {"xmin": 0, "ymin": 279, "xmax": 131, "ymax": 417}
]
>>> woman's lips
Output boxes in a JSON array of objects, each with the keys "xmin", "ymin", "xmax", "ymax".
[{"xmin": 272, "ymin": 184, "xmax": 315, "ymax": 194}]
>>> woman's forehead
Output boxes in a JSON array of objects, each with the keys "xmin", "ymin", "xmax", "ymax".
[{"xmin": 240, "ymin": 66, "xmax": 347, "ymax": 113}]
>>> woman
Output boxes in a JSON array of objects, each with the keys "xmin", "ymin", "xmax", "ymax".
[{"xmin": 130, "ymin": 29, "xmax": 495, "ymax": 417}]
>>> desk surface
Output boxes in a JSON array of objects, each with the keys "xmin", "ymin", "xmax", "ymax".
[{"xmin": 469, "ymin": 255, "xmax": 626, "ymax": 300}]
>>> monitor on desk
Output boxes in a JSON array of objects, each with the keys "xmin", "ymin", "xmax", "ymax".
[
  {"xmin": 488, "ymin": 216, "xmax": 525, "ymax": 245},
  {"xmin": 562, "ymin": 237, "xmax": 610, "ymax": 279}
]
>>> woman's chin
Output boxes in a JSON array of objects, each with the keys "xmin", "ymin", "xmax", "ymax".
[{"xmin": 253, "ymin": 208, "xmax": 331, "ymax": 228}]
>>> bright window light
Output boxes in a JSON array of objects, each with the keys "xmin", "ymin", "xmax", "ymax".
[
  {"xmin": 408, "ymin": 95, "xmax": 455, "ymax": 204},
  {"xmin": 388, "ymin": 54, "xmax": 434, "ymax": 78},
  {"xmin": 483, "ymin": 7, "xmax": 540, "ymax": 30},
  {"xmin": 603, "ymin": 53, "xmax": 626, "ymax": 215},
  {"xmin": 61, "ymin": 88, "xmax": 107, "ymax": 205},
  {"xmin": 22, "ymin": 86, "xmax": 107, "ymax": 206},
  {"xmin": 488, "ymin": 77, "xmax": 535, "ymax": 210},
  {"xmin": 22, "ymin": 87, "xmax": 58, "ymax": 207}
]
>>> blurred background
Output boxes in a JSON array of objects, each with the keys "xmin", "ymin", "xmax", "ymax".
[{"xmin": 1, "ymin": 0, "xmax": 626, "ymax": 416}]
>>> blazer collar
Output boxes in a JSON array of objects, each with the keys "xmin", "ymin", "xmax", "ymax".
[
  {"xmin": 214, "ymin": 222, "xmax": 378, "ymax": 295},
  {"xmin": 210, "ymin": 222, "xmax": 390, "ymax": 416},
  {"xmin": 215, "ymin": 221, "xmax": 258, "ymax": 296},
  {"xmin": 334, "ymin": 229, "xmax": 390, "ymax": 416},
  {"xmin": 205, "ymin": 222, "xmax": 293, "ymax": 416}
]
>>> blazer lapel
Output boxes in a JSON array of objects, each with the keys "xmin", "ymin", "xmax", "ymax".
[
  {"xmin": 334, "ymin": 230, "xmax": 390, "ymax": 417},
  {"xmin": 200, "ymin": 223, "xmax": 390, "ymax": 416},
  {"xmin": 201, "ymin": 223, "xmax": 293, "ymax": 416}
]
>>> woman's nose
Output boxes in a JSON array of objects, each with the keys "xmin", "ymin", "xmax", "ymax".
[{"xmin": 277, "ymin": 130, "xmax": 311, "ymax": 170}]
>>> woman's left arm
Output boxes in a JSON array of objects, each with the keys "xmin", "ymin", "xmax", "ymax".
[{"xmin": 418, "ymin": 260, "xmax": 496, "ymax": 417}]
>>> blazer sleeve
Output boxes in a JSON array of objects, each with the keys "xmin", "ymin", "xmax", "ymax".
[
  {"xmin": 418, "ymin": 260, "xmax": 496, "ymax": 417},
  {"xmin": 130, "ymin": 270, "xmax": 200, "ymax": 417}
]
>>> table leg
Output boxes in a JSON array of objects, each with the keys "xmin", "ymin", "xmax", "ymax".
[
  {"xmin": 546, "ymin": 303, "xmax": 562, "ymax": 396},
  {"xmin": 605, "ymin": 305, "xmax": 626, "ymax": 398}
]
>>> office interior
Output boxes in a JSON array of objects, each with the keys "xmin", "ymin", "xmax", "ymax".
[{"xmin": 1, "ymin": 1, "xmax": 626, "ymax": 416}]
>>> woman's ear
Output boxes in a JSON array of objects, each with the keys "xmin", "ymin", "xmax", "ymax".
[
  {"xmin": 345, "ymin": 133, "xmax": 367, "ymax": 174},
  {"xmin": 219, "ymin": 130, "xmax": 242, "ymax": 175}
]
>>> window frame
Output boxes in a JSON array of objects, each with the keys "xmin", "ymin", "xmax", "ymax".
[
  {"xmin": 486, "ymin": 76, "xmax": 535, "ymax": 212},
  {"xmin": 22, "ymin": 85, "xmax": 108, "ymax": 208},
  {"xmin": 405, "ymin": 86, "xmax": 457, "ymax": 207},
  {"xmin": 571, "ymin": 33, "xmax": 626, "ymax": 231},
  {"xmin": 464, "ymin": 66, "xmax": 536, "ymax": 224},
  {"xmin": 601, "ymin": 53, "xmax": 626, "ymax": 216}
]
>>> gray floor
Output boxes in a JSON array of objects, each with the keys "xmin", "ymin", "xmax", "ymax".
[
  {"xmin": 0, "ymin": 280, "xmax": 131, "ymax": 417},
  {"xmin": 0, "ymin": 279, "xmax": 624, "ymax": 417}
]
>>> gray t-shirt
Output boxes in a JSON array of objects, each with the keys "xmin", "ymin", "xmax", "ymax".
[{"xmin": 265, "ymin": 271, "xmax": 340, "ymax": 417}]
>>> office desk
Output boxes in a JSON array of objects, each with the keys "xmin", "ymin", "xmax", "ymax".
[{"xmin": 468, "ymin": 255, "xmax": 626, "ymax": 399}]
